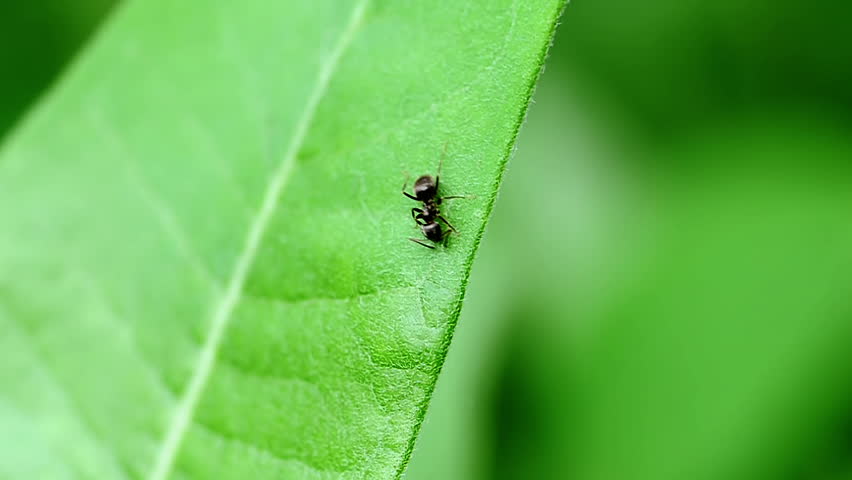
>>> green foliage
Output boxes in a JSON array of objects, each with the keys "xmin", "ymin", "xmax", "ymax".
[
  {"xmin": 407, "ymin": 45, "xmax": 852, "ymax": 480},
  {"xmin": 0, "ymin": 0, "xmax": 564, "ymax": 478},
  {"xmin": 0, "ymin": 0, "xmax": 115, "ymax": 135}
]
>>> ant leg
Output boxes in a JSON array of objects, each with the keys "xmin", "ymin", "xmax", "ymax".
[
  {"xmin": 442, "ymin": 230, "xmax": 453, "ymax": 247},
  {"xmin": 411, "ymin": 208, "xmax": 427, "ymax": 225},
  {"xmin": 437, "ymin": 215, "xmax": 457, "ymax": 232},
  {"xmin": 402, "ymin": 175, "xmax": 418, "ymax": 201},
  {"xmin": 409, "ymin": 238, "xmax": 435, "ymax": 249}
]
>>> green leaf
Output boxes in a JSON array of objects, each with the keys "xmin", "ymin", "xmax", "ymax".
[{"xmin": 0, "ymin": 0, "xmax": 564, "ymax": 478}]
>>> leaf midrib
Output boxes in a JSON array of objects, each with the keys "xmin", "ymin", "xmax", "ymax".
[{"xmin": 146, "ymin": 2, "xmax": 370, "ymax": 478}]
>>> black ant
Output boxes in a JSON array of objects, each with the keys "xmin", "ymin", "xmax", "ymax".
[{"xmin": 402, "ymin": 145, "xmax": 465, "ymax": 249}]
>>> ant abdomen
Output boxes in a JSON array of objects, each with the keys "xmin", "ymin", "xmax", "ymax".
[{"xmin": 421, "ymin": 222, "xmax": 443, "ymax": 242}]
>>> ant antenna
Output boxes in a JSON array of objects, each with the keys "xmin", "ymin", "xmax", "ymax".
[{"xmin": 437, "ymin": 141, "xmax": 449, "ymax": 179}]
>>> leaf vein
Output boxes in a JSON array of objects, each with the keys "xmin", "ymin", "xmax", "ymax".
[
  {"xmin": 4, "ymin": 319, "xmax": 135, "ymax": 480},
  {"xmin": 73, "ymin": 270, "xmax": 180, "ymax": 400},
  {"xmin": 147, "ymin": 2, "xmax": 370, "ymax": 478},
  {"xmin": 88, "ymin": 112, "xmax": 223, "ymax": 290},
  {"xmin": 193, "ymin": 420, "xmax": 354, "ymax": 479},
  {"xmin": 323, "ymin": 0, "xmax": 520, "ymax": 162}
]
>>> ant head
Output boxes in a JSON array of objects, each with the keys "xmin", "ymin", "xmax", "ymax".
[{"xmin": 413, "ymin": 175, "xmax": 437, "ymax": 200}]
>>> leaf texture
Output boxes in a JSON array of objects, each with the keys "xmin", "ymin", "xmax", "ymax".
[{"xmin": 0, "ymin": 0, "xmax": 564, "ymax": 478}]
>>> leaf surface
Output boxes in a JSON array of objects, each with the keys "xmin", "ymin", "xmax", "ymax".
[{"xmin": 0, "ymin": 0, "xmax": 564, "ymax": 478}]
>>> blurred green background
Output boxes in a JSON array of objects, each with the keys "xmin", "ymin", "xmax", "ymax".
[{"xmin": 3, "ymin": 1, "xmax": 852, "ymax": 479}]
